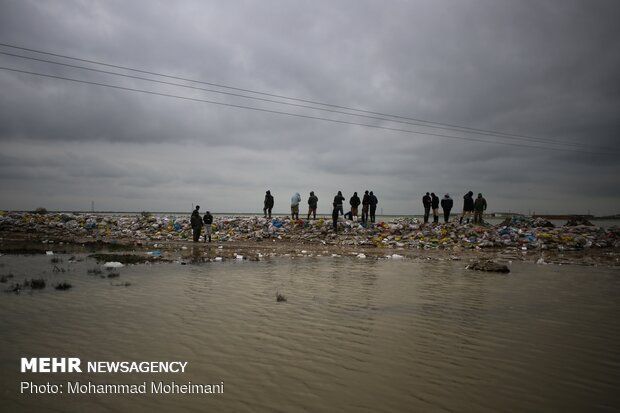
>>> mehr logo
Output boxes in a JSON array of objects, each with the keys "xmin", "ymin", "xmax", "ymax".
[{"xmin": 21, "ymin": 358, "xmax": 82, "ymax": 373}]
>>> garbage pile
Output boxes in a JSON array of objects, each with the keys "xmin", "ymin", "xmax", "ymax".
[{"xmin": 0, "ymin": 212, "xmax": 617, "ymax": 252}]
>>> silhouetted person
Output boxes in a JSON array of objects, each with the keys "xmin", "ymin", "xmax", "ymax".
[
  {"xmin": 190, "ymin": 205, "xmax": 202, "ymax": 242},
  {"xmin": 263, "ymin": 190, "xmax": 274, "ymax": 218},
  {"xmin": 422, "ymin": 192, "xmax": 431, "ymax": 223},
  {"xmin": 460, "ymin": 191, "xmax": 474, "ymax": 224},
  {"xmin": 333, "ymin": 191, "xmax": 345, "ymax": 216},
  {"xmin": 291, "ymin": 192, "xmax": 301, "ymax": 220},
  {"xmin": 369, "ymin": 191, "xmax": 378, "ymax": 223},
  {"xmin": 441, "ymin": 194, "xmax": 453, "ymax": 223},
  {"xmin": 473, "ymin": 193, "xmax": 487, "ymax": 224},
  {"xmin": 361, "ymin": 190, "xmax": 370, "ymax": 223},
  {"xmin": 307, "ymin": 191, "xmax": 318, "ymax": 220},
  {"xmin": 431, "ymin": 192, "xmax": 440, "ymax": 223},
  {"xmin": 203, "ymin": 210, "xmax": 213, "ymax": 243},
  {"xmin": 349, "ymin": 192, "xmax": 361, "ymax": 221},
  {"xmin": 332, "ymin": 202, "xmax": 339, "ymax": 232}
]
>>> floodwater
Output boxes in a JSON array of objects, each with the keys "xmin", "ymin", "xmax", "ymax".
[{"xmin": 1, "ymin": 253, "xmax": 619, "ymax": 412}]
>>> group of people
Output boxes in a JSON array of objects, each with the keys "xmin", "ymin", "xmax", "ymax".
[
  {"xmin": 422, "ymin": 191, "xmax": 487, "ymax": 224},
  {"xmin": 330, "ymin": 190, "xmax": 379, "ymax": 232},
  {"xmin": 265, "ymin": 189, "xmax": 488, "ymax": 227},
  {"xmin": 190, "ymin": 205, "xmax": 214, "ymax": 242},
  {"xmin": 264, "ymin": 189, "xmax": 380, "ymax": 228},
  {"xmin": 192, "ymin": 190, "xmax": 488, "ymax": 242}
]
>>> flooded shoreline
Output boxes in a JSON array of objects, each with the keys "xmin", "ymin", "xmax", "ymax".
[{"xmin": 1, "ymin": 253, "xmax": 619, "ymax": 412}]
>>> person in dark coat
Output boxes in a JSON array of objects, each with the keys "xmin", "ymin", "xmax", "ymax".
[
  {"xmin": 333, "ymin": 191, "xmax": 345, "ymax": 216},
  {"xmin": 473, "ymin": 193, "xmax": 487, "ymax": 224},
  {"xmin": 422, "ymin": 192, "xmax": 431, "ymax": 223},
  {"xmin": 190, "ymin": 205, "xmax": 203, "ymax": 242},
  {"xmin": 440, "ymin": 194, "xmax": 453, "ymax": 223},
  {"xmin": 263, "ymin": 190, "xmax": 274, "ymax": 218},
  {"xmin": 369, "ymin": 191, "xmax": 378, "ymax": 223},
  {"xmin": 460, "ymin": 191, "xmax": 474, "ymax": 224},
  {"xmin": 307, "ymin": 191, "xmax": 318, "ymax": 220},
  {"xmin": 361, "ymin": 190, "xmax": 370, "ymax": 223},
  {"xmin": 203, "ymin": 210, "xmax": 213, "ymax": 243},
  {"xmin": 331, "ymin": 202, "xmax": 339, "ymax": 232},
  {"xmin": 431, "ymin": 192, "xmax": 440, "ymax": 223},
  {"xmin": 349, "ymin": 192, "xmax": 361, "ymax": 221}
]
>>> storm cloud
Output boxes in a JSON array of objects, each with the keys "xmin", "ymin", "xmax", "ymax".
[{"xmin": 1, "ymin": 0, "xmax": 619, "ymax": 215}]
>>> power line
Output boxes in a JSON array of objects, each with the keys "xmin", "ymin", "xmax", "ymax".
[
  {"xmin": 0, "ymin": 41, "xmax": 604, "ymax": 150},
  {"xmin": 0, "ymin": 50, "xmax": 579, "ymax": 150},
  {"xmin": 0, "ymin": 50, "xmax": 609, "ymax": 151},
  {"xmin": 1, "ymin": 65, "xmax": 613, "ymax": 155}
]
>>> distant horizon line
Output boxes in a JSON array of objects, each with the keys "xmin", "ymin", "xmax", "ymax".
[{"xmin": 3, "ymin": 209, "xmax": 618, "ymax": 219}]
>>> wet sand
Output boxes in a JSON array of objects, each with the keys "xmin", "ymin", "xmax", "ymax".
[{"xmin": 1, "ymin": 234, "xmax": 618, "ymax": 268}]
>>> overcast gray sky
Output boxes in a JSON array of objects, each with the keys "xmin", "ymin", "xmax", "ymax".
[{"xmin": 1, "ymin": 0, "xmax": 619, "ymax": 215}]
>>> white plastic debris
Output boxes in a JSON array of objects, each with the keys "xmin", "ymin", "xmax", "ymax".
[
  {"xmin": 45, "ymin": 251, "xmax": 54, "ymax": 255},
  {"xmin": 356, "ymin": 253, "xmax": 366, "ymax": 259},
  {"xmin": 103, "ymin": 261, "xmax": 124, "ymax": 268}
]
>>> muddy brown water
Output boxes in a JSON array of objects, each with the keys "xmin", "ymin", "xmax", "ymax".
[{"xmin": 1, "ymin": 254, "xmax": 619, "ymax": 412}]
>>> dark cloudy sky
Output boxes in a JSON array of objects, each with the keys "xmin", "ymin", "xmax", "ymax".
[{"xmin": 1, "ymin": 0, "xmax": 619, "ymax": 215}]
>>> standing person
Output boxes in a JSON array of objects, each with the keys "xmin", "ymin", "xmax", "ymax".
[
  {"xmin": 203, "ymin": 210, "xmax": 213, "ymax": 243},
  {"xmin": 307, "ymin": 191, "xmax": 318, "ymax": 220},
  {"xmin": 460, "ymin": 191, "xmax": 474, "ymax": 224},
  {"xmin": 331, "ymin": 202, "xmax": 339, "ymax": 233},
  {"xmin": 440, "ymin": 194, "xmax": 453, "ymax": 223},
  {"xmin": 263, "ymin": 190, "xmax": 274, "ymax": 218},
  {"xmin": 349, "ymin": 192, "xmax": 361, "ymax": 222},
  {"xmin": 422, "ymin": 192, "xmax": 431, "ymax": 223},
  {"xmin": 333, "ymin": 191, "xmax": 345, "ymax": 216},
  {"xmin": 431, "ymin": 192, "xmax": 440, "ymax": 224},
  {"xmin": 290, "ymin": 192, "xmax": 301, "ymax": 220},
  {"xmin": 361, "ymin": 190, "xmax": 370, "ymax": 223},
  {"xmin": 369, "ymin": 191, "xmax": 378, "ymax": 223},
  {"xmin": 473, "ymin": 193, "xmax": 487, "ymax": 224},
  {"xmin": 190, "ymin": 205, "xmax": 203, "ymax": 242}
]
